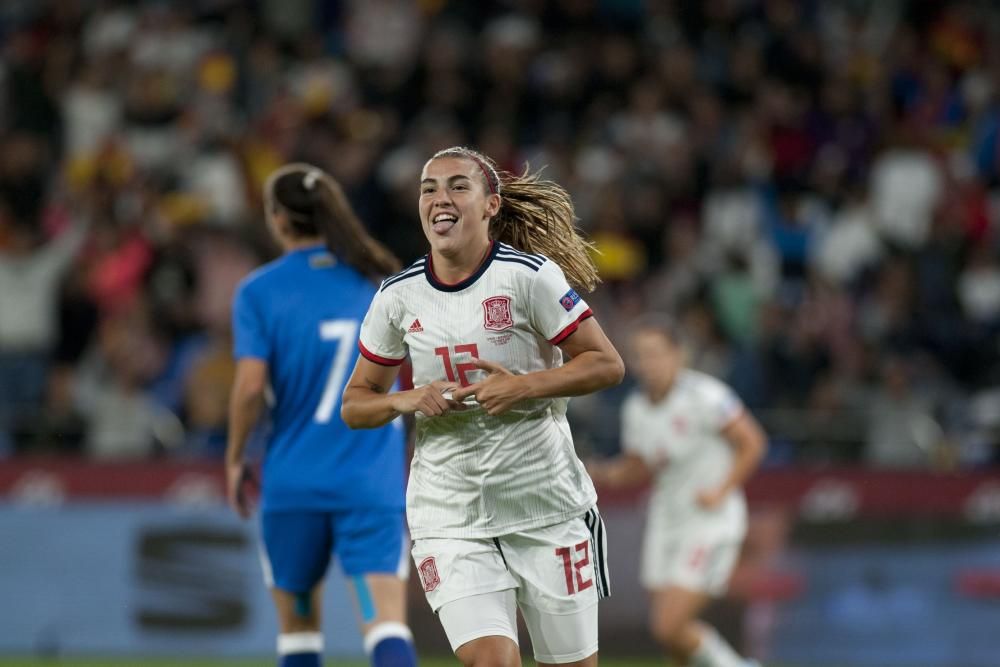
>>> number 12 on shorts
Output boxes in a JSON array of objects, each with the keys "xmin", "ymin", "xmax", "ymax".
[{"xmin": 556, "ymin": 541, "xmax": 593, "ymax": 595}]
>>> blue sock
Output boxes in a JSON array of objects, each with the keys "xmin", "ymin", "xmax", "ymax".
[
  {"xmin": 279, "ymin": 654, "xmax": 321, "ymax": 667},
  {"xmin": 278, "ymin": 632, "xmax": 323, "ymax": 667},
  {"xmin": 365, "ymin": 622, "xmax": 417, "ymax": 667}
]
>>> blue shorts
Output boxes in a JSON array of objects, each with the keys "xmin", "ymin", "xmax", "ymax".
[{"xmin": 260, "ymin": 508, "xmax": 407, "ymax": 593}]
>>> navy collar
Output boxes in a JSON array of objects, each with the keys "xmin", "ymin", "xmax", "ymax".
[{"xmin": 424, "ymin": 241, "xmax": 498, "ymax": 292}]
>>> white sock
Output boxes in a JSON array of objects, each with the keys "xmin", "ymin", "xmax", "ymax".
[
  {"xmin": 691, "ymin": 626, "xmax": 746, "ymax": 667},
  {"xmin": 362, "ymin": 621, "xmax": 413, "ymax": 654},
  {"xmin": 277, "ymin": 631, "xmax": 324, "ymax": 655}
]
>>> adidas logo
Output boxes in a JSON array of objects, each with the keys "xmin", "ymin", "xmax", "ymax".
[{"xmin": 407, "ymin": 319, "xmax": 423, "ymax": 333}]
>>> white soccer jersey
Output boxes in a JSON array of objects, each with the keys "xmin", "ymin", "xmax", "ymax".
[
  {"xmin": 359, "ymin": 241, "xmax": 598, "ymax": 539},
  {"xmin": 621, "ymin": 369, "xmax": 747, "ymax": 541}
]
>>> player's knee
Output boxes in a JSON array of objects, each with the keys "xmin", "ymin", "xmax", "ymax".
[
  {"xmin": 649, "ymin": 614, "xmax": 685, "ymax": 649},
  {"xmin": 465, "ymin": 648, "xmax": 517, "ymax": 666},
  {"xmin": 277, "ymin": 591, "xmax": 320, "ymax": 632},
  {"xmin": 455, "ymin": 637, "xmax": 519, "ymax": 667},
  {"xmin": 364, "ymin": 621, "xmax": 417, "ymax": 667},
  {"xmin": 458, "ymin": 651, "xmax": 516, "ymax": 667}
]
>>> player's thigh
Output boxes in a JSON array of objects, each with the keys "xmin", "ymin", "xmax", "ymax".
[
  {"xmin": 334, "ymin": 507, "xmax": 410, "ymax": 577},
  {"xmin": 412, "ymin": 537, "xmax": 518, "ymax": 653},
  {"xmin": 518, "ymin": 602, "xmax": 600, "ymax": 666},
  {"xmin": 260, "ymin": 510, "xmax": 333, "ymax": 594},
  {"xmin": 501, "ymin": 508, "xmax": 608, "ymax": 664},
  {"xmin": 442, "ymin": 591, "xmax": 520, "ymax": 665}
]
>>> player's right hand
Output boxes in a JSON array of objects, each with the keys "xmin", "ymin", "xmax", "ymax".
[
  {"xmin": 226, "ymin": 460, "xmax": 259, "ymax": 519},
  {"xmin": 392, "ymin": 380, "xmax": 467, "ymax": 417}
]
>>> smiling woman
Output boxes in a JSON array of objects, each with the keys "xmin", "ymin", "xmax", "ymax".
[
  {"xmin": 420, "ymin": 146, "xmax": 600, "ymax": 293},
  {"xmin": 340, "ymin": 146, "xmax": 625, "ymax": 667}
]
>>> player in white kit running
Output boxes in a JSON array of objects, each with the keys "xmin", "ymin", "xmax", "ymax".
[
  {"xmin": 589, "ymin": 316, "xmax": 766, "ymax": 667},
  {"xmin": 341, "ymin": 146, "xmax": 625, "ymax": 667}
]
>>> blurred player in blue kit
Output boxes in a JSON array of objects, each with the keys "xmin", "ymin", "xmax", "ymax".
[{"xmin": 226, "ymin": 163, "xmax": 417, "ymax": 667}]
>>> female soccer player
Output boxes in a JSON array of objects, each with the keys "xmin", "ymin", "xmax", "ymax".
[
  {"xmin": 589, "ymin": 316, "xmax": 766, "ymax": 667},
  {"xmin": 226, "ymin": 164, "xmax": 417, "ymax": 667},
  {"xmin": 341, "ymin": 147, "xmax": 625, "ymax": 667}
]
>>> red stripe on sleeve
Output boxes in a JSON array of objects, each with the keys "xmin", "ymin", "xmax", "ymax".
[
  {"xmin": 549, "ymin": 308, "xmax": 594, "ymax": 345},
  {"xmin": 358, "ymin": 340, "xmax": 405, "ymax": 366}
]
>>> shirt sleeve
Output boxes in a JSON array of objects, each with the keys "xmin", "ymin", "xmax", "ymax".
[
  {"xmin": 41, "ymin": 214, "xmax": 90, "ymax": 273},
  {"xmin": 701, "ymin": 376, "xmax": 744, "ymax": 432},
  {"xmin": 358, "ymin": 286, "xmax": 406, "ymax": 366},
  {"xmin": 232, "ymin": 281, "xmax": 270, "ymax": 361},
  {"xmin": 528, "ymin": 260, "xmax": 594, "ymax": 344}
]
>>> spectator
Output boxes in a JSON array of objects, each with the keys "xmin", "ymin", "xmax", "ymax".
[
  {"xmin": 864, "ymin": 356, "xmax": 946, "ymax": 469},
  {"xmin": 0, "ymin": 199, "xmax": 89, "ymax": 453},
  {"xmin": 0, "ymin": 0, "xmax": 996, "ymax": 467},
  {"xmin": 958, "ymin": 243, "xmax": 1000, "ymax": 326},
  {"xmin": 72, "ymin": 303, "xmax": 183, "ymax": 459}
]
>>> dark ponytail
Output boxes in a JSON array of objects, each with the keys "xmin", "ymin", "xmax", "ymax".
[{"xmin": 266, "ymin": 163, "xmax": 402, "ymax": 283}]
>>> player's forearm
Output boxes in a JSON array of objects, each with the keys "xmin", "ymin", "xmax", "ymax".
[
  {"xmin": 522, "ymin": 349, "xmax": 625, "ymax": 399},
  {"xmin": 341, "ymin": 388, "xmax": 400, "ymax": 429},
  {"xmin": 732, "ymin": 440, "xmax": 765, "ymax": 488},
  {"xmin": 226, "ymin": 391, "xmax": 264, "ymax": 464},
  {"xmin": 617, "ymin": 458, "xmax": 652, "ymax": 487},
  {"xmin": 719, "ymin": 420, "xmax": 767, "ymax": 493},
  {"xmin": 598, "ymin": 457, "xmax": 650, "ymax": 489}
]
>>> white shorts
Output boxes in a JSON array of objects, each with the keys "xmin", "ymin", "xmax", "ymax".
[
  {"xmin": 412, "ymin": 507, "xmax": 610, "ymax": 664},
  {"xmin": 640, "ymin": 529, "xmax": 742, "ymax": 595}
]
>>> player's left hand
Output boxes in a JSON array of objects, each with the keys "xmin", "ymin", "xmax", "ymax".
[
  {"xmin": 695, "ymin": 486, "xmax": 727, "ymax": 510},
  {"xmin": 451, "ymin": 358, "xmax": 530, "ymax": 416}
]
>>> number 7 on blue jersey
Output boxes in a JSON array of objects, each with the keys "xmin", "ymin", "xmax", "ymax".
[{"xmin": 314, "ymin": 319, "xmax": 360, "ymax": 424}]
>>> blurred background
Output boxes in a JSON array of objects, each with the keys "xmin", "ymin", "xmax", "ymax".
[{"xmin": 1, "ymin": 0, "xmax": 999, "ymax": 665}]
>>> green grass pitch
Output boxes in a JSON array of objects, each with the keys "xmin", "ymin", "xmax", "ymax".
[{"xmin": 0, "ymin": 660, "xmax": 686, "ymax": 667}]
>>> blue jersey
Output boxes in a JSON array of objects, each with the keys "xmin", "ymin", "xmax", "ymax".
[{"xmin": 232, "ymin": 244, "xmax": 405, "ymax": 513}]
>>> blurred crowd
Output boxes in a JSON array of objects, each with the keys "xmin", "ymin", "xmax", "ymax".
[{"xmin": 1, "ymin": 0, "xmax": 999, "ymax": 467}]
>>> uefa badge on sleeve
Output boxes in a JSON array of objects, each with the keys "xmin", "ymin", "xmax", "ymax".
[
  {"xmin": 559, "ymin": 288, "xmax": 581, "ymax": 311},
  {"xmin": 482, "ymin": 296, "xmax": 514, "ymax": 331},
  {"xmin": 418, "ymin": 556, "xmax": 441, "ymax": 592}
]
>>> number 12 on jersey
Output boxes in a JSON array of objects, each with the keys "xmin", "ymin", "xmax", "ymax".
[
  {"xmin": 314, "ymin": 319, "xmax": 359, "ymax": 424},
  {"xmin": 435, "ymin": 343, "xmax": 480, "ymax": 387}
]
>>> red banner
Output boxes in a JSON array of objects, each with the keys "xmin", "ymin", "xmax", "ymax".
[{"xmin": 1, "ymin": 459, "xmax": 999, "ymax": 520}]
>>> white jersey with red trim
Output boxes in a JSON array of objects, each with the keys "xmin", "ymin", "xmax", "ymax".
[
  {"xmin": 621, "ymin": 369, "xmax": 747, "ymax": 540},
  {"xmin": 359, "ymin": 241, "xmax": 598, "ymax": 539}
]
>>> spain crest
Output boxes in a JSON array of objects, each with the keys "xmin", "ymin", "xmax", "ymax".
[
  {"xmin": 482, "ymin": 296, "xmax": 513, "ymax": 331},
  {"xmin": 418, "ymin": 557, "xmax": 440, "ymax": 592}
]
